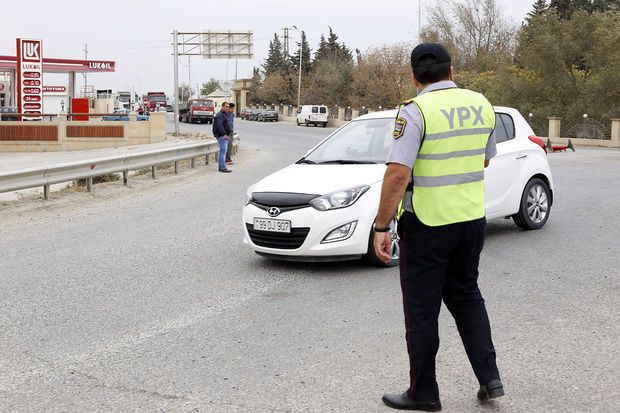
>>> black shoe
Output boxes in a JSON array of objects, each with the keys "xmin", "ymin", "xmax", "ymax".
[
  {"xmin": 218, "ymin": 168, "xmax": 232, "ymax": 173},
  {"xmin": 477, "ymin": 379, "xmax": 504, "ymax": 400},
  {"xmin": 382, "ymin": 392, "xmax": 441, "ymax": 411}
]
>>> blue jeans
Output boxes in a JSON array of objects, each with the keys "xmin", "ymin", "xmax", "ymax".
[{"xmin": 216, "ymin": 136, "xmax": 228, "ymax": 170}]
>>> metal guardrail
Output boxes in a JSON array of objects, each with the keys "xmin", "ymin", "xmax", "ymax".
[{"xmin": 0, "ymin": 136, "xmax": 239, "ymax": 199}]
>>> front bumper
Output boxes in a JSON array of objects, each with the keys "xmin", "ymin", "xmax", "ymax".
[{"xmin": 242, "ymin": 198, "xmax": 377, "ymax": 258}]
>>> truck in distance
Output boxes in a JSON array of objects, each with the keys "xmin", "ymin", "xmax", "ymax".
[
  {"xmin": 178, "ymin": 98, "xmax": 216, "ymax": 124},
  {"xmin": 147, "ymin": 92, "xmax": 167, "ymax": 112}
]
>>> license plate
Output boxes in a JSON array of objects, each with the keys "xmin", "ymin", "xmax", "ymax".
[{"xmin": 253, "ymin": 218, "xmax": 291, "ymax": 233}]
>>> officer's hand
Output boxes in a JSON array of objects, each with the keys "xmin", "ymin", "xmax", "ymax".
[{"xmin": 373, "ymin": 231, "xmax": 393, "ymax": 263}]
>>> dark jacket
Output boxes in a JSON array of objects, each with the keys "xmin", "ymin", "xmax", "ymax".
[
  {"xmin": 213, "ymin": 110, "xmax": 232, "ymax": 137},
  {"xmin": 227, "ymin": 111, "xmax": 235, "ymax": 133}
]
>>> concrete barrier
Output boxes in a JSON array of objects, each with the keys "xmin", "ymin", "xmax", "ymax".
[
  {"xmin": 545, "ymin": 137, "xmax": 620, "ymax": 148},
  {"xmin": 0, "ymin": 112, "xmax": 167, "ymax": 152}
]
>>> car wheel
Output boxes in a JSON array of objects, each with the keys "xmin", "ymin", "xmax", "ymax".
[
  {"xmin": 365, "ymin": 219, "xmax": 400, "ymax": 267},
  {"xmin": 296, "ymin": 119, "xmax": 300, "ymax": 126},
  {"xmin": 305, "ymin": 120, "xmax": 309, "ymax": 127},
  {"xmin": 513, "ymin": 178, "xmax": 551, "ymax": 230}
]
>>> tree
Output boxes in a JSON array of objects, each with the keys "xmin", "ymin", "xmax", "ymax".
[
  {"xmin": 314, "ymin": 35, "xmax": 329, "ymax": 63},
  {"xmin": 304, "ymin": 59, "xmax": 353, "ymax": 106},
  {"xmin": 255, "ymin": 72, "xmax": 296, "ymax": 104},
  {"xmin": 249, "ymin": 67, "xmax": 262, "ymax": 104},
  {"xmin": 506, "ymin": 9, "xmax": 620, "ymax": 121},
  {"xmin": 263, "ymin": 33, "xmax": 288, "ymax": 75},
  {"xmin": 348, "ymin": 44, "xmax": 415, "ymax": 108},
  {"xmin": 290, "ymin": 30, "xmax": 312, "ymax": 75},
  {"xmin": 177, "ymin": 84, "xmax": 192, "ymax": 103},
  {"xmin": 550, "ymin": 0, "xmax": 620, "ymax": 19},
  {"xmin": 526, "ymin": 0, "xmax": 549, "ymax": 22},
  {"xmin": 422, "ymin": 0, "xmax": 517, "ymax": 70},
  {"xmin": 314, "ymin": 27, "xmax": 353, "ymax": 64},
  {"xmin": 200, "ymin": 78, "xmax": 221, "ymax": 97}
]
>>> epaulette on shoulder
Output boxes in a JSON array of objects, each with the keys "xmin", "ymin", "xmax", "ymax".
[{"xmin": 401, "ymin": 98, "xmax": 415, "ymax": 107}]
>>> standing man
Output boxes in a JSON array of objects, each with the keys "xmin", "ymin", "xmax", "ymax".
[
  {"xmin": 374, "ymin": 43, "xmax": 503, "ymax": 411},
  {"xmin": 213, "ymin": 102, "xmax": 232, "ymax": 173},
  {"xmin": 226, "ymin": 102, "xmax": 235, "ymax": 165}
]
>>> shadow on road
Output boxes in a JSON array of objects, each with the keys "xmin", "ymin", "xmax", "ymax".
[{"xmin": 249, "ymin": 254, "xmax": 389, "ymax": 276}]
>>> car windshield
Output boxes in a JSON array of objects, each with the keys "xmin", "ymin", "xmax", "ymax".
[
  {"xmin": 149, "ymin": 96, "xmax": 166, "ymax": 102},
  {"xmin": 303, "ymin": 117, "xmax": 394, "ymax": 164},
  {"xmin": 193, "ymin": 100, "xmax": 212, "ymax": 106}
]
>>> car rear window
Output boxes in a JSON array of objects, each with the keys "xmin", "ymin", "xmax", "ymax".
[
  {"xmin": 319, "ymin": 107, "xmax": 327, "ymax": 113},
  {"xmin": 311, "ymin": 106, "xmax": 318, "ymax": 113},
  {"xmin": 493, "ymin": 113, "xmax": 515, "ymax": 144}
]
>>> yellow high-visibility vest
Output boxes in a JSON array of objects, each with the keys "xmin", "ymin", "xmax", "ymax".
[{"xmin": 402, "ymin": 88, "xmax": 495, "ymax": 226}]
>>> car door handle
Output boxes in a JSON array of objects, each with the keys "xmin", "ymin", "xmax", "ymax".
[{"xmin": 516, "ymin": 153, "xmax": 528, "ymax": 160}]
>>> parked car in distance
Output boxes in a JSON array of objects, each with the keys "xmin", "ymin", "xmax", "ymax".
[
  {"xmin": 297, "ymin": 105, "xmax": 329, "ymax": 127},
  {"xmin": 0, "ymin": 106, "xmax": 18, "ymax": 121},
  {"xmin": 258, "ymin": 110, "xmax": 279, "ymax": 122},
  {"xmin": 102, "ymin": 108, "xmax": 149, "ymax": 121},
  {"xmin": 240, "ymin": 108, "xmax": 253, "ymax": 120},
  {"xmin": 243, "ymin": 106, "xmax": 554, "ymax": 267},
  {"xmin": 249, "ymin": 109, "xmax": 266, "ymax": 121},
  {"xmin": 166, "ymin": 104, "xmax": 173, "ymax": 112}
]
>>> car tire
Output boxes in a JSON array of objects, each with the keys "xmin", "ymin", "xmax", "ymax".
[
  {"xmin": 513, "ymin": 178, "xmax": 551, "ymax": 230},
  {"xmin": 365, "ymin": 219, "xmax": 400, "ymax": 267},
  {"xmin": 305, "ymin": 120, "xmax": 309, "ymax": 127},
  {"xmin": 296, "ymin": 119, "xmax": 300, "ymax": 126},
  {"xmin": 322, "ymin": 122, "xmax": 327, "ymax": 128}
]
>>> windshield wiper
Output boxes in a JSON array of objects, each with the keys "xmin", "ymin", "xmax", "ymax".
[
  {"xmin": 296, "ymin": 158, "xmax": 317, "ymax": 164},
  {"xmin": 317, "ymin": 160, "xmax": 379, "ymax": 164}
]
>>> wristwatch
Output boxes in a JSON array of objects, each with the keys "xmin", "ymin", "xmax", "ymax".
[{"xmin": 374, "ymin": 223, "xmax": 390, "ymax": 233}]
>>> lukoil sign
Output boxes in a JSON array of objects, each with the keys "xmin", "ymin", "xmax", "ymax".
[{"xmin": 16, "ymin": 38, "xmax": 43, "ymax": 118}]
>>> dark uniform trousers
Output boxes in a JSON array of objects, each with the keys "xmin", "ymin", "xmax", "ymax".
[{"xmin": 397, "ymin": 211, "xmax": 500, "ymax": 401}]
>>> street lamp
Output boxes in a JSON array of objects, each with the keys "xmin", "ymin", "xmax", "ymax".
[{"xmin": 291, "ymin": 25, "xmax": 303, "ymax": 110}]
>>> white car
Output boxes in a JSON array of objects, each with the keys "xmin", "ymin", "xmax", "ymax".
[{"xmin": 243, "ymin": 107, "xmax": 554, "ymax": 266}]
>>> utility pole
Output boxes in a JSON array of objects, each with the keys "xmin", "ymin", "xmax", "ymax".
[
  {"xmin": 283, "ymin": 27, "xmax": 289, "ymax": 56},
  {"xmin": 173, "ymin": 30, "xmax": 180, "ymax": 135},
  {"xmin": 83, "ymin": 43, "xmax": 88, "ymax": 97},
  {"xmin": 188, "ymin": 55, "xmax": 191, "ymax": 98}
]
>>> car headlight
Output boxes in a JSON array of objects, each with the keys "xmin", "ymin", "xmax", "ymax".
[
  {"xmin": 246, "ymin": 184, "xmax": 257, "ymax": 204},
  {"xmin": 309, "ymin": 185, "xmax": 370, "ymax": 211}
]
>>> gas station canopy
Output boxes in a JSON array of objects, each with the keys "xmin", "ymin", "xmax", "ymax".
[{"xmin": 0, "ymin": 55, "xmax": 115, "ymax": 73}]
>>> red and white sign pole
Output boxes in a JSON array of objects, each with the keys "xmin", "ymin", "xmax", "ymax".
[{"xmin": 16, "ymin": 38, "xmax": 43, "ymax": 120}]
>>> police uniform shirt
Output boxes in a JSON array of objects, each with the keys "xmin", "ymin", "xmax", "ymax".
[{"xmin": 386, "ymin": 80, "xmax": 497, "ymax": 213}]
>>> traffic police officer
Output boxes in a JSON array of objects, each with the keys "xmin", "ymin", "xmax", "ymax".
[{"xmin": 374, "ymin": 43, "xmax": 503, "ymax": 411}]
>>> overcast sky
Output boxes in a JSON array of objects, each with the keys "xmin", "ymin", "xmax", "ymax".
[{"xmin": 3, "ymin": 0, "xmax": 535, "ymax": 97}]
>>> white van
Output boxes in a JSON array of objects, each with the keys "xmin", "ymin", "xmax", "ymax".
[{"xmin": 296, "ymin": 105, "xmax": 329, "ymax": 127}]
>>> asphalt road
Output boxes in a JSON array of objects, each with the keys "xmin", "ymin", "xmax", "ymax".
[{"xmin": 1, "ymin": 118, "xmax": 619, "ymax": 412}]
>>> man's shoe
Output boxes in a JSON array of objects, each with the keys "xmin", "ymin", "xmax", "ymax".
[
  {"xmin": 477, "ymin": 379, "xmax": 504, "ymax": 400},
  {"xmin": 226, "ymin": 160, "xmax": 234, "ymax": 164},
  {"xmin": 382, "ymin": 392, "xmax": 441, "ymax": 411},
  {"xmin": 218, "ymin": 168, "xmax": 232, "ymax": 173}
]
